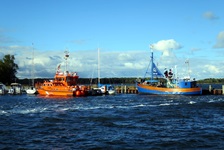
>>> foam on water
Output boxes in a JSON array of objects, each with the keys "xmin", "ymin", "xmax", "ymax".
[
  {"xmin": 159, "ymin": 103, "xmax": 171, "ymax": 106},
  {"xmin": 189, "ymin": 101, "xmax": 196, "ymax": 104}
]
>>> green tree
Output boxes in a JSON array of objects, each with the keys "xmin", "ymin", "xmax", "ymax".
[{"xmin": 0, "ymin": 54, "xmax": 19, "ymax": 85}]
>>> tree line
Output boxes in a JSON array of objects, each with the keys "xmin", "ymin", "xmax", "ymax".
[{"xmin": 197, "ymin": 78, "xmax": 224, "ymax": 84}]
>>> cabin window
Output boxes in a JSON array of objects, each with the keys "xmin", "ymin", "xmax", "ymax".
[
  {"xmin": 56, "ymin": 77, "xmax": 64, "ymax": 81},
  {"xmin": 67, "ymin": 77, "xmax": 71, "ymax": 82}
]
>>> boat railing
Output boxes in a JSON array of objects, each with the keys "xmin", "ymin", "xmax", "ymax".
[{"xmin": 56, "ymin": 71, "xmax": 78, "ymax": 76}]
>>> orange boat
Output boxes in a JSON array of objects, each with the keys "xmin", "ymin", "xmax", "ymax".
[
  {"xmin": 37, "ymin": 71, "xmax": 87, "ymax": 96},
  {"xmin": 37, "ymin": 51, "xmax": 88, "ymax": 97}
]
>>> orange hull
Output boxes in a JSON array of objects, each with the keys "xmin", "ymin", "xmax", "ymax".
[
  {"xmin": 37, "ymin": 88, "xmax": 74, "ymax": 96},
  {"xmin": 36, "ymin": 79, "xmax": 88, "ymax": 97},
  {"xmin": 139, "ymin": 84, "xmax": 202, "ymax": 92},
  {"xmin": 37, "ymin": 86, "xmax": 88, "ymax": 97}
]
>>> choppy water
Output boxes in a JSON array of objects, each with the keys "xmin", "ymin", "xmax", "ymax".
[{"xmin": 0, "ymin": 94, "xmax": 224, "ymax": 149}]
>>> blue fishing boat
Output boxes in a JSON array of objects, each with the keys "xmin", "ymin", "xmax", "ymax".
[{"xmin": 136, "ymin": 46, "xmax": 202, "ymax": 95}]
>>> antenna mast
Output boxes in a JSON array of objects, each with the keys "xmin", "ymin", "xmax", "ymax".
[
  {"xmin": 64, "ymin": 50, "xmax": 69, "ymax": 71},
  {"xmin": 186, "ymin": 59, "xmax": 190, "ymax": 78}
]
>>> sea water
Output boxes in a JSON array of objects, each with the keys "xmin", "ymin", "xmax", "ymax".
[{"xmin": 0, "ymin": 94, "xmax": 224, "ymax": 149}]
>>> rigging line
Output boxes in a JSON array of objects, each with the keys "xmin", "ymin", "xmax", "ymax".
[{"xmin": 144, "ymin": 60, "xmax": 151, "ymax": 79}]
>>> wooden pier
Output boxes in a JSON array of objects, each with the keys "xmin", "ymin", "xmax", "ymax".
[
  {"xmin": 202, "ymin": 85, "xmax": 224, "ymax": 95},
  {"xmin": 116, "ymin": 85, "xmax": 138, "ymax": 94}
]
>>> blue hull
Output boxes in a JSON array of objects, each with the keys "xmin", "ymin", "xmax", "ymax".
[{"xmin": 137, "ymin": 86, "xmax": 202, "ymax": 95}]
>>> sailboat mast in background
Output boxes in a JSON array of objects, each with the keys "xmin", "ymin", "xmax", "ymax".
[
  {"xmin": 97, "ymin": 47, "xmax": 100, "ymax": 87},
  {"xmin": 26, "ymin": 43, "xmax": 37, "ymax": 94},
  {"xmin": 31, "ymin": 43, "xmax": 34, "ymax": 87}
]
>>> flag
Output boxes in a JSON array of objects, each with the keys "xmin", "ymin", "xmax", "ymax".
[{"xmin": 152, "ymin": 62, "xmax": 164, "ymax": 77}]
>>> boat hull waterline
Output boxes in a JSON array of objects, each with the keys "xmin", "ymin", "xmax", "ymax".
[
  {"xmin": 38, "ymin": 89, "xmax": 74, "ymax": 96},
  {"xmin": 137, "ymin": 84, "xmax": 202, "ymax": 95}
]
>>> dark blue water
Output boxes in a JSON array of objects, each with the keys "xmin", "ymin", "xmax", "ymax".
[{"xmin": 0, "ymin": 94, "xmax": 224, "ymax": 149}]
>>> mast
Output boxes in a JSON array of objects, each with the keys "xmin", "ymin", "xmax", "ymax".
[
  {"xmin": 150, "ymin": 45, "xmax": 154, "ymax": 82},
  {"xmin": 97, "ymin": 47, "xmax": 100, "ymax": 87},
  {"xmin": 185, "ymin": 59, "xmax": 190, "ymax": 78},
  {"xmin": 31, "ymin": 43, "xmax": 34, "ymax": 86}
]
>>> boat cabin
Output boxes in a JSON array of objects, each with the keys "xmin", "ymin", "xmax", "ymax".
[
  {"xmin": 8, "ymin": 83, "xmax": 22, "ymax": 94},
  {"xmin": 176, "ymin": 79, "xmax": 198, "ymax": 88},
  {"xmin": 54, "ymin": 71, "xmax": 79, "ymax": 86}
]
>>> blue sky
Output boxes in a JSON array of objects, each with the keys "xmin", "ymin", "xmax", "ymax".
[{"xmin": 0, "ymin": 0, "xmax": 224, "ymax": 80}]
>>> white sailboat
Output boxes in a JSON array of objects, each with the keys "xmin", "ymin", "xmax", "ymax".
[
  {"xmin": 95, "ymin": 48, "xmax": 115, "ymax": 95},
  {"xmin": 26, "ymin": 44, "xmax": 37, "ymax": 94},
  {"xmin": 107, "ymin": 85, "xmax": 116, "ymax": 95}
]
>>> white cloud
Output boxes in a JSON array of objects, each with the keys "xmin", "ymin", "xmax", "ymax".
[
  {"xmin": 124, "ymin": 62, "xmax": 133, "ymax": 68},
  {"xmin": 204, "ymin": 64, "xmax": 220, "ymax": 74},
  {"xmin": 149, "ymin": 39, "xmax": 182, "ymax": 68},
  {"xmin": 203, "ymin": 11, "xmax": 219, "ymax": 20},
  {"xmin": 118, "ymin": 53, "xmax": 133, "ymax": 61},
  {"xmin": 124, "ymin": 62, "xmax": 144, "ymax": 69},
  {"xmin": 151, "ymin": 39, "xmax": 182, "ymax": 51},
  {"xmin": 213, "ymin": 31, "xmax": 224, "ymax": 48},
  {"xmin": 150, "ymin": 39, "xmax": 182, "ymax": 58},
  {"xmin": 1, "ymin": 40, "xmax": 224, "ymax": 80}
]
